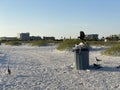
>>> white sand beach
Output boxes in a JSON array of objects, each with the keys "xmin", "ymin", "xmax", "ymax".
[{"xmin": 0, "ymin": 45, "xmax": 120, "ymax": 90}]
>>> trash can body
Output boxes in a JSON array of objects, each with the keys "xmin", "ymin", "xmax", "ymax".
[{"xmin": 75, "ymin": 48, "xmax": 89, "ymax": 70}]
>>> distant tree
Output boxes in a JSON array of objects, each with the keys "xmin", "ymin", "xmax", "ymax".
[
  {"xmin": 108, "ymin": 35, "xmax": 119, "ymax": 41},
  {"xmin": 101, "ymin": 37, "xmax": 105, "ymax": 41},
  {"xmin": 106, "ymin": 37, "xmax": 111, "ymax": 41}
]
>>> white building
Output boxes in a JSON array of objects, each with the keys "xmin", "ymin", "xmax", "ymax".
[{"xmin": 17, "ymin": 33, "xmax": 30, "ymax": 40}]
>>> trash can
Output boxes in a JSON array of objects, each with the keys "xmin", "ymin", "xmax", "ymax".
[{"xmin": 74, "ymin": 47, "xmax": 89, "ymax": 70}]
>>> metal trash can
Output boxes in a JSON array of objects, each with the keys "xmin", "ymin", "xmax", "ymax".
[{"xmin": 74, "ymin": 47, "xmax": 89, "ymax": 70}]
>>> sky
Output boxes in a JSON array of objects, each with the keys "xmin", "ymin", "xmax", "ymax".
[{"xmin": 0, "ymin": 0, "xmax": 120, "ymax": 39}]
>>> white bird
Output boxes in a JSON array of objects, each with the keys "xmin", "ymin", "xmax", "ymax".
[{"xmin": 95, "ymin": 57, "xmax": 102, "ymax": 64}]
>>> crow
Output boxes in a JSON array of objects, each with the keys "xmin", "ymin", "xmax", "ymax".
[
  {"xmin": 116, "ymin": 65, "xmax": 120, "ymax": 69},
  {"xmin": 93, "ymin": 63, "xmax": 102, "ymax": 69},
  {"xmin": 8, "ymin": 66, "xmax": 11, "ymax": 75}
]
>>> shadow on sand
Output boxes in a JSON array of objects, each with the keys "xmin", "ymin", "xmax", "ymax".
[
  {"xmin": 89, "ymin": 47, "xmax": 106, "ymax": 52},
  {"xmin": 89, "ymin": 65, "xmax": 120, "ymax": 72}
]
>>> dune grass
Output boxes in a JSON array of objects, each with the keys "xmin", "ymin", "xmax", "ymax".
[
  {"xmin": 3, "ymin": 39, "xmax": 120, "ymax": 56},
  {"xmin": 102, "ymin": 44, "xmax": 120, "ymax": 56},
  {"xmin": 57, "ymin": 39, "xmax": 82, "ymax": 50},
  {"xmin": 4, "ymin": 40, "xmax": 59, "ymax": 46},
  {"xmin": 31, "ymin": 40, "xmax": 49, "ymax": 46},
  {"xmin": 57, "ymin": 39, "xmax": 120, "ymax": 56},
  {"xmin": 5, "ymin": 41, "xmax": 22, "ymax": 46},
  {"xmin": 88, "ymin": 41, "xmax": 120, "ymax": 56},
  {"xmin": 88, "ymin": 41, "xmax": 120, "ymax": 46},
  {"xmin": 31, "ymin": 40, "xmax": 59, "ymax": 46}
]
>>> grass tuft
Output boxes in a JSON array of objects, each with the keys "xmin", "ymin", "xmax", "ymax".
[
  {"xmin": 102, "ymin": 44, "xmax": 120, "ymax": 56},
  {"xmin": 5, "ymin": 41, "xmax": 22, "ymax": 46},
  {"xmin": 57, "ymin": 39, "xmax": 82, "ymax": 50}
]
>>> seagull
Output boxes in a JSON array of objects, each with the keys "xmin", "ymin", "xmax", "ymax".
[
  {"xmin": 8, "ymin": 66, "xmax": 11, "ymax": 75},
  {"xmin": 95, "ymin": 57, "xmax": 102, "ymax": 64}
]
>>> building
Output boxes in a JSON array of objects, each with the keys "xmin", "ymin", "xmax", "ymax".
[
  {"xmin": 85, "ymin": 34, "xmax": 99, "ymax": 40},
  {"xmin": 43, "ymin": 36, "xmax": 55, "ymax": 40},
  {"xmin": 30, "ymin": 36, "xmax": 42, "ymax": 40},
  {"xmin": 17, "ymin": 33, "xmax": 30, "ymax": 41}
]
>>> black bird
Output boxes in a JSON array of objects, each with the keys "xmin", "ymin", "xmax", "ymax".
[
  {"xmin": 95, "ymin": 57, "xmax": 102, "ymax": 64},
  {"xmin": 93, "ymin": 63, "xmax": 102, "ymax": 69},
  {"xmin": 116, "ymin": 65, "xmax": 120, "ymax": 69},
  {"xmin": 8, "ymin": 66, "xmax": 11, "ymax": 75}
]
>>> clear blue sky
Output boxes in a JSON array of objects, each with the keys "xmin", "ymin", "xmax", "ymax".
[{"xmin": 0, "ymin": 0, "xmax": 120, "ymax": 39}]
